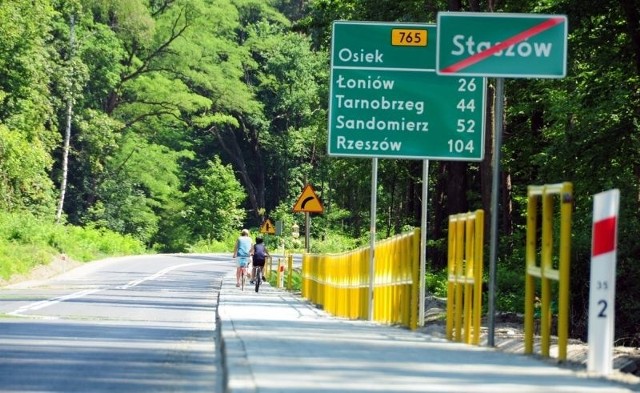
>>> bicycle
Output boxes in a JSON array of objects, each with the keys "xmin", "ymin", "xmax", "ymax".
[{"xmin": 253, "ymin": 265, "xmax": 263, "ymax": 293}]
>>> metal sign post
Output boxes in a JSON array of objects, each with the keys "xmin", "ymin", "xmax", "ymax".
[
  {"xmin": 368, "ymin": 158, "xmax": 378, "ymax": 321},
  {"xmin": 487, "ymin": 77, "xmax": 504, "ymax": 347},
  {"xmin": 305, "ymin": 212, "xmax": 311, "ymax": 253},
  {"xmin": 419, "ymin": 159, "xmax": 429, "ymax": 326}
]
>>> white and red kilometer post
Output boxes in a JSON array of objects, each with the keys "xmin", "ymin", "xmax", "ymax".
[{"xmin": 587, "ymin": 189, "xmax": 620, "ymax": 375}]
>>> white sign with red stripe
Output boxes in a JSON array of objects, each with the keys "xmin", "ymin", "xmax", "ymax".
[{"xmin": 587, "ymin": 189, "xmax": 620, "ymax": 375}]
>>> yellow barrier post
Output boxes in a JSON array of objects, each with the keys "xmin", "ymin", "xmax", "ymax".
[
  {"xmin": 266, "ymin": 256, "xmax": 272, "ymax": 279},
  {"xmin": 454, "ymin": 216, "xmax": 464, "ymax": 340},
  {"xmin": 541, "ymin": 190, "xmax": 553, "ymax": 356},
  {"xmin": 471, "ymin": 210, "xmax": 484, "ymax": 345},
  {"xmin": 463, "ymin": 218, "xmax": 473, "ymax": 343},
  {"xmin": 524, "ymin": 182, "xmax": 572, "ymax": 361},
  {"xmin": 287, "ymin": 254, "xmax": 293, "ymax": 290},
  {"xmin": 360, "ymin": 249, "xmax": 369, "ymax": 320},
  {"xmin": 558, "ymin": 184, "xmax": 573, "ymax": 361},
  {"xmin": 301, "ymin": 254, "xmax": 308, "ymax": 298},
  {"xmin": 410, "ymin": 228, "xmax": 420, "ymax": 330},
  {"xmin": 524, "ymin": 192, "xmax": 538, "ymax": 355},
  {"xmin": 446, "ymin": 210, "xmax": 484, "ymax": 344},
  {"xmin": 277, "ymin": 257, "xmax": 285, "ymax": 288},
  {"xmin": 446, "ymin": 219, "xmax": 455, "ymax": 340}
]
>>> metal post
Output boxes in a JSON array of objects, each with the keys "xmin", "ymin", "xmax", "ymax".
[
  {"xmin": 305, "ymin": 212, "xmax": 310, "ymax": 252},
  {"xmin": 368, "ymin": 158, "xmax": 378, "ymax": 321},
  {"xmin": 419, "ymin": 159, "xmax": 429, "ymax": 326},
  {"xmin": 487, "ymin": 77, "xmax": 505, "ymax": 347},
  {"xmin": 558, "ymin": 182, "xmax": 573, "ymax": 361}
]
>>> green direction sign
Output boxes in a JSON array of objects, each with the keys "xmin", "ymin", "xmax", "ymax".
[
  {"xmin": 436, "ymin": 12, "xmax": 568, "ymax": 78},
  {"xmin": 328, "ymin": 21, "xmax": 486, "ymax": 161}
]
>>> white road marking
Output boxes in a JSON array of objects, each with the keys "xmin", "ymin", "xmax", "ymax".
[
  {"xmin": 8, "ymin": 289, "xmax": 101, "ymax": 317},
  {"xmin": 116, "ymin": 261, "xmax": 212, "ymax": 289},
  {"xmin": 8, "ymin": 261, "xmax": 214, "ymax": 317}
]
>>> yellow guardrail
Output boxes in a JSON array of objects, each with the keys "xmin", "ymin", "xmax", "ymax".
[
  {"xmin": 446, "ymin": 210, "xmax": 484, "ymax": 345},
  {"xmin": 301, "ymin": 229, "xmax": 420, "ymax": 329},
  {"xmin": 524, "ymin": 182, "xmax": 572, "ymax": 361}
]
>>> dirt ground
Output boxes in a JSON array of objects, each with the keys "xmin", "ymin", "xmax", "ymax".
[{"xmin": 420, "ymin": 295, "xmax": 640, "ymax": 390}]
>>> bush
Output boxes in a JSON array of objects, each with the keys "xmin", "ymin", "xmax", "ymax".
[
  {"xmin": 308, "ymin": 230, "xmax": 363, "ymax": 253},
  {"xmin": 55, "ymin": 225, "xmax": 146, "ymax": 261},
  {"xmin": 0, "ymin": 211, "xmax": 147, "ymax": 280},
  {"xmin": 267, "ymin": 269, "xmax": 302, "ymax": 292},
  {"xmin": 187, "ymin": 231, "xmax": 246, "ymax": 253},
  {"xmin": 495, "ymin": 262, "xmax": 527, "ymax": 314},
  {"xmin": 425, "ymin": 268, "xmax": 448, "ymax": 298},
  {"xmin": 0, "ymin": 240, "xmax": 57, "ymax": 279}
]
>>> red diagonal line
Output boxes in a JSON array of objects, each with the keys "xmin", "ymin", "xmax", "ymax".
[{"xmin": 440, "ymin": 16, "xmax": 565, "ymax": 74}]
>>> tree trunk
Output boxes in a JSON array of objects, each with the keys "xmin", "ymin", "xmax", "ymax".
[
  {"xmin": 248, "ymin": 126, "xmax": 266, "ymax": 214},
  {"xmin": 211, "ymin": 121, "xmax": 263, "ymax": 223},
  {"xmin": 500, "ymin": 91, "xmax": 514, "ymax": 246},
  {"xmin": 502, "ymin": 172, "xmax": 513, "ymax": 237},
  {"xmin": 56, "ymin": 15, "xmax": 75, "ymax": 224},
  {"xmin": 56, "ymin": 96, "xmax": 73, "ymax": 223},
  {"xmin": 446, "ymin": 161, "xmax": 469, "ymax": 216},
  {"xmin": 619, "ymin": 0, "xmax": 640, "ymax": 74},
  {"xmin": 447, "ymin": 0, "xmax": 461, "ymax": 11},
  {"xmin": 431, "ymin": 162, "xmax": 447, "ymax": 269}
]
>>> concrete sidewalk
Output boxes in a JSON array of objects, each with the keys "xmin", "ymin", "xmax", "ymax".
[{"xmin": 216, "ymin": 274, "xmax": 636, "ymax": 393}]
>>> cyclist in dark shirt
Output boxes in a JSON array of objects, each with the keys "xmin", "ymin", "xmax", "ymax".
[{"xmin": 250, "ymin": 237, "xmax": 270, "ymax": 283}]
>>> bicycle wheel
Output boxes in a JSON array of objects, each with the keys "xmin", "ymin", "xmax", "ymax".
[{"xmin": 255, "ymin": 267, "xmax": 261, "ymax": 293}]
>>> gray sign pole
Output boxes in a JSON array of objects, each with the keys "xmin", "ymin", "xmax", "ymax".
[
  {"xmin": 487, "ymin": 77, "xmax": 505, "ymax": 347},
  {"xmin": 368, "ymin": 158, "xmax": 378, "ymax": 321},
  {"xmin": 305, "ymin": 212, "xmax": 311, "ymax": 253},
  {"xmin": 419, "ymin": 159, "xmax": 429, "ymax": 326}
]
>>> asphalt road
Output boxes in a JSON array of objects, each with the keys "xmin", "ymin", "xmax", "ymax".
[{"xmin": 0, "ymin": 254, "xmax": 230, "ymax": 393}]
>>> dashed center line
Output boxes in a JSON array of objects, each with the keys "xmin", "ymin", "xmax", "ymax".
[
  {"xmin": 8, "ymin": 261, "xmax": 213, "ymax": 318},
  {"xmin": 8, "ymin": 289, "xmax": 101, "ymax": 317}
]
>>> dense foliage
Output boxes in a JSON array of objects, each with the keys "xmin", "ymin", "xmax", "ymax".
[
  {"xmin": 0, "ymin": 211, "xmax": 145, "ymax": 280},
  {"xmin": 1, "ymin": 0, "xmax": 638, "ymax": 344}
]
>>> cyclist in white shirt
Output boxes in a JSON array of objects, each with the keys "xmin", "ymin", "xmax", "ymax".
[{"xmin": 233, "ymin": 229, "xmax": 253, "ymax": 287}]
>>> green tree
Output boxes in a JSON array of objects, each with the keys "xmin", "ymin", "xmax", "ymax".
[
  {"xmin": 528, "ymin": 0, "xmax": 640, "ymax": 341},
  {"xmin": 86, "ymin": 134, "xmax": 186, "ymax": 245},
  {"xmin": 0, "ymin": 0, "xmax": 58, "ymax": 215},
  {"xmin": 183, "ymin": 156, "xmax": 246, "ymax": 241},
  {"xmin": 243, "ymin": 21, "xmax": 328, "ymax": 218}
]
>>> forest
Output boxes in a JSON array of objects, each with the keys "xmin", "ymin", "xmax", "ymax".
[{"xmin": 0, "ymin": 0, "xmax": 639, "ymax": 344}]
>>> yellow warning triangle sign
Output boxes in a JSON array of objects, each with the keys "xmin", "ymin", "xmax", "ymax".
[
  {"xmin": 292, "ymin": 184, "xmax": 324, "ymax": 213},
  {"xmin": 259, "ymin": 219, "xmax": 275, "ymax": 234}
]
